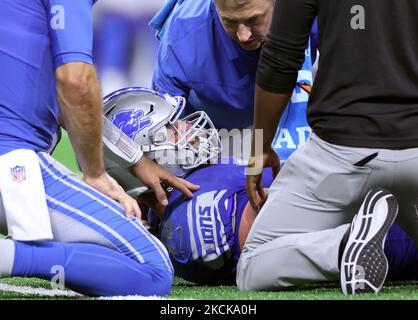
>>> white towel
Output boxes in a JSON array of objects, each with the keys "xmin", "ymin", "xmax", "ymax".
[{"xmin": 0, "ymin": 149, "xmax": 53, "ymax": 241}]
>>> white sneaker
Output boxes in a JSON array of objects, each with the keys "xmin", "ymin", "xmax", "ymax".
[{"xmin": 340, "ymin": 188, "xmax": 398, "ymax": 295}]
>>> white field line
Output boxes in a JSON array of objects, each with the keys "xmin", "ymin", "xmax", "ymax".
[{"xmin": 0, "ymin": 283, "xmax": 81, "ymax": 297}]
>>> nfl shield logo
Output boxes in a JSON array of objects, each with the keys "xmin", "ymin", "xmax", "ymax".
[{"xmin": 10, "ymin": 165, "xmax": 26, "ymax": 183}]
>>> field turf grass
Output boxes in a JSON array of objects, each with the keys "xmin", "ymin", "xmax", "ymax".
[{"xmin": 0, "ymin": 277, "xmax": 418, "ymax": 300}]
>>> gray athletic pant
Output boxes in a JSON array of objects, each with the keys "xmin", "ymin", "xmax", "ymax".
[{"xmin": 237, "ymin": 134, "xmax": 418, "ymax": 290}]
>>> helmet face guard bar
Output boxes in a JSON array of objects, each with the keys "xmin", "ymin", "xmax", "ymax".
[
  {"xmin": 146, "ymin": 110, "xmax": 222, "ymax": 171},
  {"xmin": 164, "ymin": 94, "xmax": 186, "ymax": 123},
  {"xmin": 162, "ymin": 111, "xmax": 222, "ymax": 169}
]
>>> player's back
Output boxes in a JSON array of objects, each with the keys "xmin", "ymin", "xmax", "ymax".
[
  {"xmin": 156, "ymin": 163, "xmax": 273, "ymax": 284},
  {"xmin": 0, "ymin": 0, "xmax": 58, "ymax": 155}
]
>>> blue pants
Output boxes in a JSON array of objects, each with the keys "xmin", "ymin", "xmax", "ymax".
[
  {"xmin": 385, "ymin": 223, "xmax": 418, "ymax": 280},
  {"xmin": 0, "ymin": 152, "xmax": 173, "ymax": 296}
]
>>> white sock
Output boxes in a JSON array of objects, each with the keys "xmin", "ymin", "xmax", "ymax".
[{"xmin": 0, "ymin": 239, "xmax": 15, "ymax": 278}]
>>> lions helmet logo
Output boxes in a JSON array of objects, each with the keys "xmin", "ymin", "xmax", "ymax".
[{"xmin": 111, "ymin": 108, "xmax": 153, "ymax": 140}]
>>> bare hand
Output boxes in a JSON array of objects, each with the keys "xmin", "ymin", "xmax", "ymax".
[
  {"xmin": 246, "ymin": 148, "xmax": 280, "ymax": 212},
  {"xmin": 130, "ymin": 156, "xmax": 200, "ymax": 207},
  {"xmin": 83, "ymin": 172, "xmax": 141, "ymax": 219}
]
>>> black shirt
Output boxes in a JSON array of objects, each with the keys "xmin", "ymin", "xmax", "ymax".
[{"xmin": 257, "ymin": 0, "xmax": 418, "ymax": 149}]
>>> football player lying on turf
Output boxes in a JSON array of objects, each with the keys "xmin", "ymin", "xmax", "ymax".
[{"xmin": 103, "ymin": 87, "xmax": 418, "ymax": 285}]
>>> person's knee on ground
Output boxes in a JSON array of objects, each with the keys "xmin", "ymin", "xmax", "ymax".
[{"xmin": 0, "ymin": 239, "xmax": 172, "ymax": 297}]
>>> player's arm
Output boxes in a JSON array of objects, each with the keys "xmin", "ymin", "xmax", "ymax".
[
  {"xmin": 56, "ymin": 62, "xmax": 103, "ymax": 177},
  {"xmin": 246, "ymin": 0, "xmax": 316, "ymax": 211},
  {"xmin": 48, "ymin": 0, "xmax": 140, "ymax": 218}
]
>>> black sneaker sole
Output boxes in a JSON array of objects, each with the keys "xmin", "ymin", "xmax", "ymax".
[{"xmin": 340, "ymin": 189, "xmax": 399, "ymax": 295}]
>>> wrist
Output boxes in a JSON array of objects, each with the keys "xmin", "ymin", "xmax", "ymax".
[
  {"xmin": 245, "ymin": 154, "xmax": 264, "ymax": 176},
  {"xmin": 81, "ymin": 163, "xmax": 105, "ymax": 179}
]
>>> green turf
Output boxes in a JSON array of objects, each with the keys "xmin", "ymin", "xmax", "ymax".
[
  {"xmin": 171, "ymin": 278, "xmax": 418, "ymax": 300},
  {"xmin": 0, "ymin": 277, "xmax": 417, "ymax": 300}
]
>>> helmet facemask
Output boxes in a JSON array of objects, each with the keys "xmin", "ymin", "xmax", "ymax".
[{"xmin": 148, "ymin": 110, "xmax": 222, "ymax": 176}]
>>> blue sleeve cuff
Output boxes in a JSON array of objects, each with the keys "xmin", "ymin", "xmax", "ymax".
[{"xmin": 54, "ymin": 52, "xmax": 93, "ymax": 69}]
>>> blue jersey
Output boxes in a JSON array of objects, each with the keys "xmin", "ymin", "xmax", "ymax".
[
  {"xmin": 0, "ymin": 0, "xmax": 95, "ymax": 155},
  {"xmin": 385, "ymin": 223, "xmax": 418, "ymax": 281},
  {"xmin": 151, "ymin": 0, "xmax": 317, "ymax": 131},
  {"xmin": 154, "ymin": 163, "xmax": 273, "ymax": 284}
]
